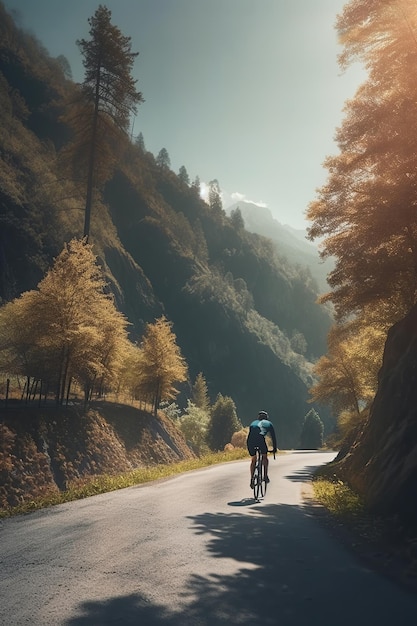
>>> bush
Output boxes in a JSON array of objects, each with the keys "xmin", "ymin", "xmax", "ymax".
[{"xmin": 231, "ymin": 428, "xmax": 248, "ymax": 449}]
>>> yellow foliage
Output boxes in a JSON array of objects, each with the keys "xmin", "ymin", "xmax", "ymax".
[{"xmin": 231, "ymin": 428, "xmax": 249, "ymax": 449}]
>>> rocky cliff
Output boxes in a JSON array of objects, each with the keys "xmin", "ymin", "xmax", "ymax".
[
  {"xmin": 334, "ymin": 304, "xmax": 417, "ymax": 522},
  {"xmin": 0, "ymin": 402, "xmax": 195, "ymax": 509}
]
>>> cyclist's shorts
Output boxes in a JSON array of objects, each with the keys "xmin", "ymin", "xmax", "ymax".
[{"xmin": 247, "ymin": 434, "xmax": 267, "ymax": 456}]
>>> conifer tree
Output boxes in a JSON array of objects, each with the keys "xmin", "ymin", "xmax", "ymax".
[
  {"xmin": 135, "ymin": 132, "xmax": 145, "ymax": 152},
  {"xmin": 299, "ymin": 409, "xmax": 324, "ymax": 450},
  {"xmin": 178, "ymin": 165, "xmax": 190, "ymax": 185},
  {"xmin": 230, "ymin": 207, "xmax": 245, "ymax": 231},
  {"xmin": 63, "ymin": 5, "xmax": 143, "ymax": 240},
  {"xmin": 207, "ymin": 393, "xmax": 241, "ymax": 451},
  {"xmin": 208, "ymin": 179, "xmax": 224, "ymax": 219},
  {"xmin": 191, "ymin": 175, "xmax": 201, "ymax": 196},
  {"xmin": 191, "ymin": 372, "xmax": 210, "ymax": 411},
  {"xmin": 156, "ymin": 148, "xmax": 171, "ymax": 170}
]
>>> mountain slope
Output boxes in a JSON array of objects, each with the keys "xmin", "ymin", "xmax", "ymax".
[
  {"xmin": 226, "ymin": 201, "xmax": 333, "ymax": 294},
  {"xmin": 0, "ymin": 2, "xmax": 334, "ymax": 447}
]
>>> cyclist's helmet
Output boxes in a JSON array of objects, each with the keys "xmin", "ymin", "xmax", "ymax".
[{"xmin": 258, "ymin": 411, "xmax": 268, "ymax": 419}]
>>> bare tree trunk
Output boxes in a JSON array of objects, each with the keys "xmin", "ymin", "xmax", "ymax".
[
  {"xmin": 59, "ymin": 348, "xmax": 70, "ymax": 405},
  {"xmin": 65, "ymin": 377, "xmax": 72, "ymax": 406},
  {"xmin": 83, "ymin": 65, "xmax": 101, "ymax": 241}
]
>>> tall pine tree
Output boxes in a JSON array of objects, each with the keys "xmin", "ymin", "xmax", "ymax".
[{"xmin": 64, "ymin": 5, "xmax": 144, "ymax": 239}]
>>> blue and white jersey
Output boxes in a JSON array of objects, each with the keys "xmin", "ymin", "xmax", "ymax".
[{"xmin": 248, "ymin": 419, "xmax": 277, "ymax": 448}]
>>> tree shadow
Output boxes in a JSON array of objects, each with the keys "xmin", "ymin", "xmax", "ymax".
[
  {"xmin": 66, "ymin": 501, "xmax": 417, "ymax": 626},
  {"xmin": 284, "ymin": 464, "xmax": 323, "ymax": 482}
]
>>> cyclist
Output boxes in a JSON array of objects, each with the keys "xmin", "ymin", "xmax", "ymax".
[{"xmin": 247, "ymin": 411, "xmax": 277, "ymax": 489}]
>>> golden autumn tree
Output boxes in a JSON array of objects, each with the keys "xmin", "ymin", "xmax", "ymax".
[
  {"xmin": 308, "ymin": 0, "xmax": 417, "ymax": 324},
  {"xmin": 309, "ymin": 308, "xmax": 389, "ymax": 436},
  {"xmin": 307, "ymin": 1, "xmax": 417, "ymax": 423},
  {"xmin": 0, "ymin": 238, "xmax": 130, "ymax": 405},
  {"xmin": 136, "ymin": 316, "xmax": 188, "ymax": 416}
]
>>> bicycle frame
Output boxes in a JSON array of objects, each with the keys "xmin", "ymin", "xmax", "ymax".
[
  {"xmin": 252, "ymin": 448, "xmax": 275, "ymax": 501},
  {"xmin": 253, "ymin": 447, "xmax": 265, "ymax": 500}
]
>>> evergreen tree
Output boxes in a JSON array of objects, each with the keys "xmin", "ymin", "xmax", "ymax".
[
  {"xmin": 63, "ymin": 5, "xmax": 143, "ymax": 240},
  {"xmin": 156, "ymin": 147, "xmax": 171, "ymax": 170},
  {"xmin": 299, "ymin": 409, "xmax": 324, "ymax": 449},
  {"xmin": 230, "ymin": 207, "xmax": 245, "ymax": 231},
  {"xmin": 135, "ymin": 131, "xmax": 145, "ymax": 152},
  {"xmin": 191, "ymin": 175, "xmax": 201, "ymax": 195},
  {"xmin": 208, "ymin": 179, "xmax": 224, "ymax": 219},
  {"xmin": 178, "ymin": 165, "xmax": 190, "ymax": 185},
  {"xmin": 191, "ymin": 372, "xmax": 210, "ymax": 411},
  {"xmin": 207, "ymin": 393, "xmax": 241, "ymax": 451}
]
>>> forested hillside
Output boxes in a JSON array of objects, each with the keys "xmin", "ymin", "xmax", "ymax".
[
  {"xmin": 0, "ymin": 2, "xmax": 333, "ymax": 448},
  {"xmin": 226, "ymin": 200, "xmax": 333, "ymax": 294}
]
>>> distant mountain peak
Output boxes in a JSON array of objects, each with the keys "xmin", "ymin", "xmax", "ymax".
[{"xmin": 225, "ymin": 200, "xmax": 332, "ymax": 292}]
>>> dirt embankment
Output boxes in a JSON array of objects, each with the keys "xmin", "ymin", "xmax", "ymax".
[{"xmin": 0, "ymin": 401, "xmax": 195, "ymax": 509}]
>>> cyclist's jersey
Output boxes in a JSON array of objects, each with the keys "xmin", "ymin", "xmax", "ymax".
[{"xmin": 248, "ymin": 419, "xmax": 277, "ymax": 450}]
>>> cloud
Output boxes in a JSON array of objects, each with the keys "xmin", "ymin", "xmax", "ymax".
[
  {"xmin": 230, "ymin": 192, "xmax": 268, "ymax": 208},
  {"xmin": 199, "ymin": 184, "xmax": 268, "ymax": 211}
]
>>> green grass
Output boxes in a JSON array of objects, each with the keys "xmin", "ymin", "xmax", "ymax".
[
  {"xmin": 0, "ymin": 448, "xmax": 248, "ymax": 519},
  {"xmin": 312, "ymin": 477, "xmax": 364, "ymax": 517}
]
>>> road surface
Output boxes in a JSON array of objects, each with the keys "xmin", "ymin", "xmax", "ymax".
[{"xmin": 1, "ymin": 450, "xmax": 417, "ymax": 625}]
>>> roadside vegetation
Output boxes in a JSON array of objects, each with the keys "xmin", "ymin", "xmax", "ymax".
[
  {"xmin": 312, "ymin": 476, "xmax": 364, "ymax": 517},
  {"xmin": 0, "ymin": 447, "xmax": 247, "ymax": 519},
  {"xmin": 312, "ymin": 464, "xmax": 417, "ymax": 592}
]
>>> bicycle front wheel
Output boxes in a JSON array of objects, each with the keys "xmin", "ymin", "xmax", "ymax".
[
  {"xmin": 258, "ymin": 457, "xmax": 265, "ymax": 498},
  {"xmin": 253, "ymin": 455, "xmax": 264, "ymax": 500}
]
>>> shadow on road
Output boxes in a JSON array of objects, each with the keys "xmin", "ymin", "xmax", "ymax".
[
  {"xmin": 65, "ymin": 499, "xmax": 417, "ymax": 626},
  {"xmin": 227, "ymin": 498, "xmax": 258, "ymax": 506},
  {"xmin": 284, "ymin": 464, "xmax": 323, "ymax": 482}
]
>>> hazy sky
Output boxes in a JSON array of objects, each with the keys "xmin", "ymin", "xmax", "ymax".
[{"xmin": 4, "ymin": 0, "xmax": 365, "ymax": 230}]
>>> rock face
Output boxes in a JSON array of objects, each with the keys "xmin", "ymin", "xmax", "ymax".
[
  {"xmin": 335, "ymin": 304, "xmax": 417, "ymax": 522},
  {"xmin": 0, "ymin": 402, "xmax": 195, "ymax": 509}
]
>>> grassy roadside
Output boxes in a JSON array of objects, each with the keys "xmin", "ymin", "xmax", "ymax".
[
  {"xmin": 0, "ymin": 448, "xmax": 247, "ymax": 519},
  {"xmin": 312, "ymin": 467, "xmax": 417, "ymax": 593},
  {"xmin": 312, "ymin": 477, "xmax": 364, "ymax": 516}
]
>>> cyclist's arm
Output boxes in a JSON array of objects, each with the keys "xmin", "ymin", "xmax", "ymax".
[{"xmin": 269, "ymin": 425, "xmax": 277, "ymax": 451}]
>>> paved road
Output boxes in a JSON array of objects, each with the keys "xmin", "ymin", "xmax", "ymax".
[{"xmin": 1, "ymin": 450, "xmax": 417, "ymax": 625}]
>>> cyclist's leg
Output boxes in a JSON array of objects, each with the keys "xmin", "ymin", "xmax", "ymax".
[
  {"xmin": 259, "ymin": 438, "xmax": 269, "ymax": 481},
  {"xmin": 247, "ymin": 438, "xmax": 258, "ymax": 487},
  {"xmin": 262, "ymin": 453, "xmax": 269, "ymax": 481},
  {"xmin": 250, "ymin": 455, "xmax": 256, "ymax": 487}
]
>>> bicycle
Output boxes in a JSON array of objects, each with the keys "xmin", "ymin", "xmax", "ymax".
[{"xmin": 252, "ymin": 448, "xmax": 275, "ymax": 501}]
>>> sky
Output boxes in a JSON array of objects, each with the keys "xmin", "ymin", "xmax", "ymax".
[{"xmin": 4, "ymin": 0, "xmax": 365, "ymax": 230}]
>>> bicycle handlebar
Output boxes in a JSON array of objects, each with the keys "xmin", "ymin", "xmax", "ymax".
[{"xmin": 254, "ymin": 447, "xmax": 276, "ymax": 459}]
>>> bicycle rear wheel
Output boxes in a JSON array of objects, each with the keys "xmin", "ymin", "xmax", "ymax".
[
  {"xmin": 253, "ymin": 451, "xmax": 264, "ymax": 500},
  {"xmin": 258, "ymin": 454, "xmax": 265, "ymax": 498}
]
